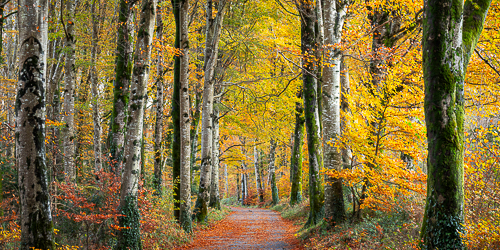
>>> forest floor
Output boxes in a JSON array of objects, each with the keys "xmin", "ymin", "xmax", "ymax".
[{"xmin": 182, "ymin": 206, "xmax": 303, "ymax": 249}]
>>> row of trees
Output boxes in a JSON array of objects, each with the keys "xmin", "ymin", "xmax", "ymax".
[{"xmin": 1, "ymin": 0, "xmax": 498, "ymax": 248}]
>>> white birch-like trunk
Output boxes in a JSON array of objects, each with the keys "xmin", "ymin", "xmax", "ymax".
[
  {"xmin": 322, "ymin": 0, "xmax": 348, "ymax": 224},
  {"xmin": 63, "ymin": 0, "xmax": 77, "ymax": 181},
  {"xmin": 116, "ymin": 0, "xmax": 156, "ymax": 246},
  {"xmin": 17, "ymin": 0, "xmax": 55, "ymax": 247},
  {"xmin": 209, "ymin": 103, "xmax": 221, "ymax": 209},
  {"xmin": 269, "ymin": 139, "xmax": 279, "ymax": 205},
  {"xmin": 254, "ymin": 145, "xmax": 263, "ymax": 202},
  {"xmin": 179, "ymin": 0, "xmax": 192, "ymax": 232},
  {"xmin": 224, "ymin": 164, "xmax": 228, "ymax": 198},
  {"xmin": 120, "ymin": 0, "xmax": 155, "ymax": 206},
  {"xmin": 195, "ymin": 0, "xmax": 228, "ymax": 221},
  {"xmin": 340, "ymin": 58, "xmax": 351, "ymax": 169},
  {"xmin": 153, "ymin": 8, "xmax": 164, "ymax": 195},
  {"xmin": 91, "ymin": 0, "xmax": 102, "ymax": 173}
]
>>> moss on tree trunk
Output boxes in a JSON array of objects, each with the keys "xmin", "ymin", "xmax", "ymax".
[
  {"xmin": 110, "ymin": 0, "xmax": 135, "ymax": 173},
  {"xmin": 299, "ymin": 1, "xmax": 325, "ymax": 227},
  {"xmin": 290, "ymin": 97, "xmax": 304, "ymax": 206},
  {"xmin": 420, "ymin": 0, "xmax": 491, "ymax": 248}
]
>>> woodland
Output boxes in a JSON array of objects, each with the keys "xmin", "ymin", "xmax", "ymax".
[{"xmin": 0, "ymin": 0, "xmax": 499, "ymax": 249}]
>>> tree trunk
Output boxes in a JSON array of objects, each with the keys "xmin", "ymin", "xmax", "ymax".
[
  {"xmin": 209, "ymin": 103, "xmax": 221, "ymax": 209},
  {"xmin": 298, "ymin": 0, "xmax": 325, "ymax": 227},
  {"xmin": 153, "ymin": 9, "xmax": 164, "ymax": 196},
  {"xmin": 254, "ymin": 145, "xmax": 263, "ymax": 203},
  {"xmin": 340, "ymin": 57, "xmax": 352, "ymax": 174},
  {"xmin": 259, "ymin": 149, "xmax": 266, "ymax": 191},
  {"xmin": 236, "ymin": 170, "xmax": 240, "ymax": 201},
  {"xmin": 224, "ymin": 164, "xmax": 228, "ymax": 199},
  {"xmin": 178, "ymin": 0, "xmax": 192, "ymax": 232},
  {"xmin": 322, "ymin": 0, "xmax": 348, "ymax": 225},
  {"xmin": 116, "ymin": 0, "xmax": 156, "ymax": 247},
  {"xmin": 420, "ymin": 0, "xmax": 491, "ymax": 248},
  {"xmin": 194, "ymin": 0, "xmax": 228, "ymax": 222},
  {"xmin": 110, "ymin": 0, "xmax": 136, "ymax": 173},
  {"xmin": 62, "ymin": 0, "xmax": 77, "ymax": 182},
  {"xmin": 269, "ymin": 139, "xmax": 279, "ymax": 205},
  {"xmin": 171, "ymin": 0, "xmax": 182, "ymax": 221},
  {"xmin": 190, "ymin": 86, "xmax": 202, "ymax": 194},
  {"xmin": 240, "ymin": 140, "xmax": 248, "ymax": 205},
  {"xmin": 241, "ymin": 169, "xmax": 248, "ymax": 205},
  {"xmin": 140, "ymin": 104, "xmax": 148, "ymax": 178},
  {"xmin": 17, "ymin": 0, "xmax": 55, "ymax": 247},
  {"xmin": 290, "ymin": 92, "xmax": 305, "ymax": 206},
  {"xmin": 91, "ymin": 0, "xmax": 102, "ymax": 174}
]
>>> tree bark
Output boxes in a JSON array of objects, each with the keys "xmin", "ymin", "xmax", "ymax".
[
  {"xmin": 171, "ymin": 0, "xmax": 182, "ymax": 221},
  {"xmin": 62, "ymin": 0, "xmax": 77, "ymax": 182},
  {"xmin": 297, "ymin": 0, "xmax": 325, "ymax": 227},
  {"xmin": 110, "ymin": 0, "xmax": 136, "ymax": 173},
  {"xmin": 190, "ymin": 86, "xmax": 202, "ymax": 193},
  {"xmin": 17, "ymin": 0, "xmax": 55, "ymax": 248},
  {"xmin": 194, "ymin": 0, "xmax": 228, "ymax": 222},
  {"xmin": 290, "ymin": 92, "xmax": 305, "ymax": 206},
  {"xmin": 178, "ymin": 0, "xmax": 192, "ymax": 232},
  {"xmin": 254, "ymin": 145, "xmax": 264, "ymax": 203},
  {"xmin": 420, "ymin": 0, "xmax": 491, "ymax": 248},
  {"xmin": 322, "ymin": 0, "xmax": 348, "ymax": 225},
  {"xmin": 239, "ymin": 139, "xmax": 248, "ymax": 205},
  {"xmin": 241, "ymin": 169, "xmax": 248, "ymax": 205},
  {"xmin": 224, "ymin": 163, "xmax": 228, "ymax": 199},
  {"xmin": 340, "ymin": 57, "xmax": 351, "ymax": 169},
  {"xmin": 236, "ymin": 169, "xmax": 240, "ymax": 201},
  {"xmin": 269, "ymin": 139, "xmax": 279, "ymax": 205},
  {"xmin": 153, "ymin": 8, "xmax": 164, "ymax": 196},
  {"xmin": 91, "ymin": 0, "xmax": 103, "ymax": 174},
  {"xmin": 116, "ymin": 0, "xmax": 156, "ymax": 247},
  {"xmin": 209, "ymin": 102, "xmax": 221, "ymax": 209}
]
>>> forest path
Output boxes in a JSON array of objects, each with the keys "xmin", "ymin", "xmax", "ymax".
[{"xmin": 183, "ymin": 206, "xmax": 302, "ymax": 249}]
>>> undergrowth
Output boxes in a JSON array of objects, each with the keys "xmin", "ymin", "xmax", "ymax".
[{"xmin": 270, "ymin": 197, "xmax": 422, "ymax": 249}]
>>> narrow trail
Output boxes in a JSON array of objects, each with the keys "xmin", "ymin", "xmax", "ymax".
[{"xmin": 184, "ymin": 206, "xmax": 302, "ymax": 249}]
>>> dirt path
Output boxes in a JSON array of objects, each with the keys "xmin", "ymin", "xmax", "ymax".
[{"xmin": 184, "ymin": 207, "xmax": 302, "ymax": 249}]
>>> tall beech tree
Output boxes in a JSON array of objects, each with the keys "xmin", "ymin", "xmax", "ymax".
[
  {"xmin": 90, "ymin": 0, "xmax": 103, "ymax": 173},
  {"xmin": 296, "ymin": 0, "xmax": 325, "ymax": 226},
  {"xmin": 171, "ymin": 0, "xmax": 182, "ymax": 221},
  {"xmin": 109, "ymin": 0, "xmax": 137, "ymax": 172},
  {"xmin": 153, "ymin": 7, "xmax": 164, "ymax": 195},
  {"xmin": 178, "ymin": 0, "xmax": 192, "ymax": 233},
  {"xmin": 17, "ymin": 0, "xmax": 55, "ymax": 248},
  {"xmin": 269, "ymin": 139, "xmax": 279, "ymax": 205},
  {"xmin": 209, "ymin": 95, "xmax": 221, "ymax": 209},
  {"xmin": 420, "ymin": 0, "xmax": 491, "ymax": 248},
  {"xmin": 116, "ymin": 0, "xmax": 156, "ymax": 247},
  {"xmin": 322, "ymin": 0, "xmax": 349, "ymax": 225},
  {"xmin": 194, "ymin": 0, "xmax": 228, "ymax": 222},
  {"xmin": 254, "ymin": 145, "xmax": 264, "ymax": 203},
  {"xmin": 62, "ymin": 0, "xmax": 77, "ymax": 181},
  {"xmin": 290, "ymin": 91, "xmax": 304, "ymax": 206}
]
